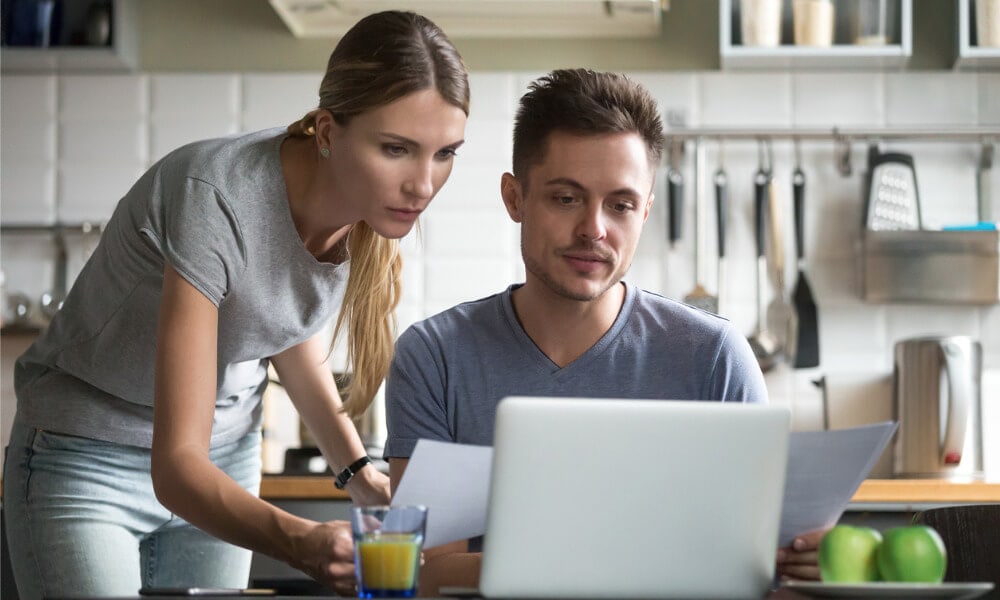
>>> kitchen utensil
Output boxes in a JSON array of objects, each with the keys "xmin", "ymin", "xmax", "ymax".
[
  {"xmin": 864, "ymin": 148, "xmax": 921, "ymax": 231},
  {"xmin": 765, "ymin": 170, "xmax": 793, "ymax": 355},
  {"xmin": 5, "ymin": 291, "xmax": 33, "ymax": 327},
  {"xmin": 714, "ymin": 156, "xmax": 728, "ymax": 314},
  {"xmin": 978, "ymin": 141, "xmax": 994, "ymax": 222},
  {"xmin": 39, "ymin": 228, "xmax": 68, "ymax": 321},
  {"xmin": 790, "ymin": 160, "xmax": 820, "ymax": 368},
  {"xmin": 892, "ymin": 336, "xmax": 984, "ymax": 480},
  {"xmin": 666, "ymin": 140, "xmax": 684, "ymax": 248},
  {"xmin": 683, "ymin": 140, "xmax": 718, "ymax": 314},
  {"xmin": 747, "ymin": 143, "xmax": 780, "ymax": 373}
]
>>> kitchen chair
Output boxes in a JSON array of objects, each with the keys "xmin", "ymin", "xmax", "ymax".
[{"xmin": 914, "ymin": 503, "xmax": 999, "ymax": 599}]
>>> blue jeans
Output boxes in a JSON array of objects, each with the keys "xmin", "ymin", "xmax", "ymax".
[{"xmin": 3, "ymin": 415, "xmax": 262, "ymax": 600}]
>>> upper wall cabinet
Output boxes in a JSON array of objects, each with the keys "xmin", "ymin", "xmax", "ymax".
[
  {"xmin": 956, "ymin": 0, "xmax": 1000, "ymax": 69},
  {"xmin": 720, "ymin": 0, "xmax": 912, "ymax": 69},
  {"xmin": 0, "ymin": 0, "xmax": 137, "ymax": 73}
]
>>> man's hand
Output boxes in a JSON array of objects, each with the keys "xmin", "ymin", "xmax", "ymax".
[{"xmin": 775, "ymin": 528, "xmax": 828, "ymax": 581}]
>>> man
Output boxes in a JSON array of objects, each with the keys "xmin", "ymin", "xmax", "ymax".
[{"xmin": 384, "ymin": 69, "xmax": 821, "ymax": 595}]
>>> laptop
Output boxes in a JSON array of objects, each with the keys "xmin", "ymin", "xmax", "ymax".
[{"xmin": 476, "ymin": 397, "xmax": 790, "ymax": 600}]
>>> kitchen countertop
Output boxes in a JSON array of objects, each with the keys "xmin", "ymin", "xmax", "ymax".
[{"xmin": 259, "ymin": 475, "xmax": 1000, "ymax": 503}]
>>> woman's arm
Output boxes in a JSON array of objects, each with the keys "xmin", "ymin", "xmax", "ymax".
[
  {"xmin": 151, "ymin": 265, "xmax": 356, "ymax": 594},
  {"xmin": 271, "ymin": 333, "xmax": 391, "ymax": 507}
]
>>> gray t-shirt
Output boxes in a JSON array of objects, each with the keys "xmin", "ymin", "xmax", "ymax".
[
  {"xmin": 384, "ymin": 282, "xmax": 768, "ymax": 459},
  {"xmin": 15, "ymin": 128, "xmax": 349, "ymax": 448}
]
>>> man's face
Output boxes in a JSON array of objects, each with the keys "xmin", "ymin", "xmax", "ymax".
[{"xmin": 501, "ymin": 130, "xmax": 654, "ymax": 302}]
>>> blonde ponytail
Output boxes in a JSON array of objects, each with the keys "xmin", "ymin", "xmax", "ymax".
[{"xmin": 334, "ymin": 223, "xmax": 402, "ymax": 417}]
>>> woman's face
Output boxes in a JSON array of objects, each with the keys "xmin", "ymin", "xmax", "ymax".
[{"xmin": 320, "ymin": 88, "xmax": 468, "ymax": 239}]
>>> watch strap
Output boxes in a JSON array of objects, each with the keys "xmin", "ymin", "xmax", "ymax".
[{"xmin": 334, "ymin": 455, "xmax": 373, "ymax": 489}]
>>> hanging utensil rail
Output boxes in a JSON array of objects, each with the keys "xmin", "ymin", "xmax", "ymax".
[{"xmin": 664, "ymin": 127, "xmax": 998, "ymax": 177}]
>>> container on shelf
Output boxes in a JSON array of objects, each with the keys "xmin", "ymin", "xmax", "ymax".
[
  {"xmin": 793, "ymin": 0, "xmax": 835, "ymax": 46},
  {"xmin": 852, "ymin": 0, "xmax": 897, "ymax": 45},
  {"xmin": 977, "ymin": 0, "xmax": 1000, "ymax": 47},
  {"xmin": 740, "ymin": 0, "xmax": 782, "ymax": 46}
]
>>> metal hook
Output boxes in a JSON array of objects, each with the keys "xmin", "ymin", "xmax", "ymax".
[
  {"xmin": 794, "ymin": 137, "xmax": 803, "ymax": 171},
  {"xmin": 833, "ymin": 129, "xmax": 852, "ymax": 177},
  {"xmin": 756, "ymin": 137, "xmax": 773, "ymax": 176}
]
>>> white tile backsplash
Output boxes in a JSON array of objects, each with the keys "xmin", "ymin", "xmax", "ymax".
[
  {"xmin": 884, "ymin": 73, "xmax": 978, "ymax": 126},
  {"xmin": 0, "ymin": 75, "xmax": 56, "ymax": 122},
  {"xmin": 60, "ymin": 75, "xmax": 147, "ymax": 119},
  {"xmin": 792, "ymin": 72, "xmax": 885, "ymax": 127},
  {"xmin": 1, "ymin": 165, "xmax": 56, "ymax": 224},
  {"xmin": 1, "ymin": 121, "xmax": 57, "ymax": 164},
  {"xmin": 60, "ymin": 120, "xmax": 147, "ymax": 164},
  {"xmin": 979, "ymin": 73, "xmax": 1000, "ymax": 125},
  {"xmin": 698, "ymin": 72, "xmax": 793, "ymax": 127},
  {"xmin": 241, "ymin": 73, "xmax": 322, "ymax": 132},
  {"xmin": 58, "ymin": 164, "xmax": 145, "ymax": 222},
  {"xmin": 150, "ymin": 74, "xmax": 241, "ymax": 119},
  {"xmin": 2, "ymin": 69, "xmax": 999, "ymax": 477}
]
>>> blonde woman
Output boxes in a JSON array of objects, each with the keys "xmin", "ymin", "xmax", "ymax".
[{"xmin": 4, "ymin": 11, "xmax": 469, "ymax": 600}]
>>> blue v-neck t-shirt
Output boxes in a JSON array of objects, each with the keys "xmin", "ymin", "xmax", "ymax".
[{"xmin": 384, "ymin": 281, "xmax": 768, "ymax": 458}]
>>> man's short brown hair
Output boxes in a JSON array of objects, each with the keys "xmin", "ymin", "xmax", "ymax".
[{"xmin": 512, "ymin": 69, "xmax": 664, "ymax": 187}]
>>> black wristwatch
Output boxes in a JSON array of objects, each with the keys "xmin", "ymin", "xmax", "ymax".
[{"xmin": 334, "ymin": 456, "xmax": 373, "ymax": 489}]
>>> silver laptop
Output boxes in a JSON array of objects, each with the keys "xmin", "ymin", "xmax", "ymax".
[{"xmin": 478, "ymin": 397, "xmax": 790, "ymax": 600}]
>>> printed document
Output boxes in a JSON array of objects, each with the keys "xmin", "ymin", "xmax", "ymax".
[{"xmin": 392, "ymin": 422, "xmax": 897, "ymax": 549}]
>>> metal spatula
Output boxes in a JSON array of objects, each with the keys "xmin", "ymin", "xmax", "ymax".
[{"xmin": 790, "ymin": 164, "xmax": 819, "ymax": 368}]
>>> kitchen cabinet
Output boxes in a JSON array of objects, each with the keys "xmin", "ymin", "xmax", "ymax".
[
  {"xmin": 955, "ymin": 0, "xmax": 1000, "ymax": 69},
  {"xmin": 720, "ymin": 0, "xmax": 913, "ymax": 69},
  {"xmin": 0, "ymin": 0, "xmax": 138, "ymax": 73}
]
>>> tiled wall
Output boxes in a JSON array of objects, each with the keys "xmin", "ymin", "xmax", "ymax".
[{"xmin": 2, "ymin": 70, "xmax": 998, "ymax": 477}]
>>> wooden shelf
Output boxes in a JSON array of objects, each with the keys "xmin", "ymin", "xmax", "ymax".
[{"xmin": 720, "ymin": 0, "xmax": 912, "ymax": 70}]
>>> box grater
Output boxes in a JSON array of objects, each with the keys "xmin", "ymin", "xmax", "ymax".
[{"xmin": 864, "ymin": 150, "xmax": 921, "ymax": 231}]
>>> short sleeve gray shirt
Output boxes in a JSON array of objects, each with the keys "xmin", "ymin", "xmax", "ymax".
[
  {"xmin": 384, "ymin": 282, "xmax": 768, "ymax": 459},
  {"xmin": 15, "ymin": 128, "xmax": 349, "ymax": 448}
]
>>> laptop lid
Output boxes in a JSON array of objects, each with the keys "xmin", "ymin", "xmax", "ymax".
[{"xmin": 478, "ymin": 397, "xmax": 790, "ymax": 600}]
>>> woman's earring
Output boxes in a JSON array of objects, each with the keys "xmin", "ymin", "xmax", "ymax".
[{"xmin": 320, "ymin": 147, "xmax": 330, "ymax": 158}]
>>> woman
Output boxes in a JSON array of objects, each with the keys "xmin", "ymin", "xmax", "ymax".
[{"xmin": 3, "ymin": 10, "xmax": 469, "ymax": 599}]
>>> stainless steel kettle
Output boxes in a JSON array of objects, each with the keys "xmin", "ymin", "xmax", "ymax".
[{"xmin": 892, "ymin": 336, "xmax": 984, "ymax": 479}]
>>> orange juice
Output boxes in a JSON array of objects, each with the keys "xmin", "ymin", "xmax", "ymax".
[{"xmin": 356, "ymin": 533, "xmax": 421, "ymax": 598}]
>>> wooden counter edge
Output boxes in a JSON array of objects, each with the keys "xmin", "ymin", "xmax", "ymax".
[
  {"xmin": 255, "ymin": 476, "xmax": 1000, "ymax": 503},
  {"xmin": 260, "ymin": 476, "xmax": 351, "ymax": 500},
  {"xmin": 852, "ymin": 479, "xmax": 1000, "ymax": 503}
]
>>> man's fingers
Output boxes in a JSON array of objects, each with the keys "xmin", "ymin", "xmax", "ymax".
[{"xmin": 779, "ymin": 564, "xmax": 821, "ymax": 581}]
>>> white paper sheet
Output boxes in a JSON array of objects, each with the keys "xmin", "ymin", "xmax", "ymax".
[
  {"xmin": 778, "ymin": 421, "xmax": 898, "ymax": 546},
  {"xmin": 392, "ymin": 422, "xmax": 897, "ymax": 550},
  {"xmin": 390, "ymin": 440, "xmax": 493, "ymax": 548}
]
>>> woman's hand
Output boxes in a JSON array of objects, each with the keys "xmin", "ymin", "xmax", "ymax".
[
  {"xmin": 290, "ymin": 520, "xmax": 358, "ymax": 596},
  {"xmin": 346, "ymin": 465, "xmax": 392, "ymax": 506},
  {"xmin": 775, "ymin": 528, "xmax": 828, "ymax": 581}
]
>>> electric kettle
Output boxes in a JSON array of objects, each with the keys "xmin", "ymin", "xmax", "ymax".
[{"xmin": 892, "ymin": 336, "xmax": 984, "ymax": 479}]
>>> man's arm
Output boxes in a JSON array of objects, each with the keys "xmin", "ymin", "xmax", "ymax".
[{"xmin": 390, "ymin": 458, "xmax": 482, "ymax": 596}]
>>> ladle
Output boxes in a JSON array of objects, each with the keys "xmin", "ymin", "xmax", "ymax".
[{"xmin": 747, "ymin": 139, "xmax": 780, "ymax": 372}]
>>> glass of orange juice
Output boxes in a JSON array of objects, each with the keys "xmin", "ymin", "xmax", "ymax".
[{"xmin": 351, "ymin": 505, "xmax": 427, "ymax": 598}]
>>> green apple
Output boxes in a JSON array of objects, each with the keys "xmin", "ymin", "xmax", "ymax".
[
  {"xmin": 876, "ymin": 525, "xmax": 947, "ymax": 583},
  {"xmin": 818, "ymin": 525, "xmax": 883, "ymax": 583}
]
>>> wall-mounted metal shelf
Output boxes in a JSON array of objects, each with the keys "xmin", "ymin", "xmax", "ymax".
[{"xmin": 662, "ymin": 126, "xmax": 999, "ymax": 177}]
